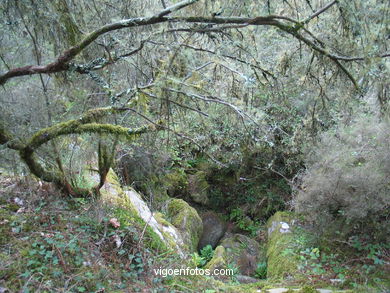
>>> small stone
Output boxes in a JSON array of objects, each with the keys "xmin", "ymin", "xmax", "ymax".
[
  {"xmin": 13, "ymin": 197, "xmax": 24, "ymax": 206},
  {"xmin": 279, "ymin": 222, "xmax": 291, "ymax": 233},
  {"xmin": 281, "ymin": 222, "xmax": 289, "ymax": 230},
  {"xmin": 112, "ymin": 234, "xmax": 122, "ymax": 248}
]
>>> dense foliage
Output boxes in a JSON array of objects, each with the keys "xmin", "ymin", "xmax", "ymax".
[{"xmin": 0, "ymin": 0, "xmax": 389, "ymax": 291}]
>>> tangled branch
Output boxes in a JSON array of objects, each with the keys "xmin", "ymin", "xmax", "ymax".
[{"xmin": 1, "ymin": 0, "xmax": 387, "ymax": 88}]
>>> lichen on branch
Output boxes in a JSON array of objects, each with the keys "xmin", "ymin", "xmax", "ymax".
[{"xmin": 2, "ymin": 106, "xmax": 163, "ymax": 196}]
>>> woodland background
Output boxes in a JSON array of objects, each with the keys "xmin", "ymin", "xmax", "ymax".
[{"xmin": 0, "ymin": 0, "xmax": 389, "ymax": 292}]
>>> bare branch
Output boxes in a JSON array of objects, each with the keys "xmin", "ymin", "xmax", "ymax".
[
  {"xmin": 1, "ymin": 10, "xmax": 387, "ymax": 87},
  {"xmin": 304, "ymin": 0, "xmax": 338, "ymax": 24},
  {"xmin": 156, "ymin": 0, "xmax": 199, "ymax": 18},
  {"xmin": 118, "ymin": 107, "xmax": 228, "ymax": 167}
]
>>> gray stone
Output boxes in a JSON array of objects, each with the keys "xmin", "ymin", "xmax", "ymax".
[
  {"xmin": 188, "ymin": 171, "xmax": 210, "ymax": 205},
  {"xmin": 220, "ymin": 233, "xmax": 261, "ymax": 276},
  {"xmin": 198, "ymin": 211, "xmax": 227, "ymax": 250},
  {"xmin": 236, "ymin": 275, "xmax": 259, "ymax": 284}
]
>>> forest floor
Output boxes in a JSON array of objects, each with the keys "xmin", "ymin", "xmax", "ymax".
[{"xmin": 0, "ymin": 174, "xmax": 389, "ymax": 293}]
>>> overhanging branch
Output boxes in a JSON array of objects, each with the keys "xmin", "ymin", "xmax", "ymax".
[
  {"xmin": 0, "ymin": 2, "xmax": 388, "ymax": 87},
  {"xmin": 2, "ymin": 105, "xmax": 162, "ymax": 195}
]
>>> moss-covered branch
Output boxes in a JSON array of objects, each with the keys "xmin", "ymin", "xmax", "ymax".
[
  {"xmin": 1, "ymin": 0, "xmax": 385, "ymax": 88},
  {"xmin": 2, "ymin": 106, "xmax": 162, "ymax": 196},
  {"xmin": 0, "ymin": 121, "xmax": 24, "ymax": 150},
  {"xmin": 20, "ymin": 121, "xmax": 159, "ymax": 193},
  {"xmin": 0, "ymin": 0, "xmax": 198, "ymax": 85}
]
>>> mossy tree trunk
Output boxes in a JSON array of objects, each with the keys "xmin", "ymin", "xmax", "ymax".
[{"xmin": 0, "ymin": 107, "xmax": 163, "ymax": 197}]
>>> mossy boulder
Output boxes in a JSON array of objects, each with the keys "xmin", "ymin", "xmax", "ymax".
[
  {"xmin": 153, "ymin": 212, "xmax": 188, "ymax": 257},
  {"xmin": 91, "ymin": 169, "xmax": 188, "ymax": 257},
  {"xmin": 166, "ymin": 198, "xmax": 203, "ymax": 252},
  {"xmin": 163, "ymin": 169, "xmax": 188, "ymax": 197},
  {"xmin": 266, "ymin": 211, "xmax": 299, "ymax": 279},
  {"xmin": 220, "ymin": 233, "xmax": 262, "ymax": 276},
  {"xmin": 204, "ymin": 245, "xmax": 230, "ymax": 281},
  {"xmin": 188, "ymin": 171, "xmax": 210, "ymax": 205}
]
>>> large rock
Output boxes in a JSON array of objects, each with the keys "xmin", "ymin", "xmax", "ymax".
[
  {"xmin": 266, "ymin": 211, "xmax": 299, "ymax": 279},
  {"xmin": 204, "ymin": 245, "xmax": 230, "ymax": 282},
  {"xmin": 220, "ymin": 233, "xmax": 262, "ymax": 276},
  {"xmin": 94, "ymin": 169, "xmax": 188, "ymax": 258},
  {"xmin": 124, "ymin": 190, "xmax": 189, "ymax": 258},
  {"xmin": 188, "ymin": 171, "xmax": 210, "ymax": 205},
  {"xmin": 198, "ymin": 211, "xmax": 227, "ymax": 250},
  {"xmin": 166, "ymin": 198, "xmax": 203, "ymax": 252}
]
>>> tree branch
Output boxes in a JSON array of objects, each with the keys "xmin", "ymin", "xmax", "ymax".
[
  {"xmin": 156, "ymin": 0, "xmax": 199, "ymax": 18},
  {"xmin": 303, "ymin": 0, "xmax": 338, "ymax": 24},
  {"xmin": 1, "ymin": 10, "xmax": 387, "ymax": 87},
  {"xmin": 2, "ymin": 106, "xmax": 162, "ymax": 195}
]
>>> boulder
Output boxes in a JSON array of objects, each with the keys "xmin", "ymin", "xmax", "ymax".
[
  {"xmin": 198, "ymin": 211, "xmax": 227, "ymax": 250},
  {"xmin": 93, "ymin": 169, "xmax": 188, "ymax": 257},
  {"xmin": 166, "ymin": 198, "xmax": 203, "ymax": 252},
  {"xmin": 188, "ymin": 171, "xmax": 209, "ymax": 205},
  {"xmin": 266, "ymin": 211, "xmax": 299, "ymax": 279},
  {"xmin": 220, "ymin": 233, "xmax": 262, "ymax": 276},
  {"xmin": 204, "ymin": 245, "xmax": 230, "ymax": 281}
]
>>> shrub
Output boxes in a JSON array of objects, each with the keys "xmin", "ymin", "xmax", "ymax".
[{"xmin": 295, "ymin": 116, "xmax": 390, "ymax": 238}]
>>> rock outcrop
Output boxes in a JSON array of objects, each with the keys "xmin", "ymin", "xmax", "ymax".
[
  {"xmin": 188, "ymin": 171, "xmax": 210, "ymax": 205},
  {"xmin": 220, "ymin": 233, "xmax": 263, "ymax": 276},
  {"xmin": 95, "ymin": 169, "xmax": 201, "ymax": 258},
  {"xmin": 266, "ymin": 211, "xmax": 299, "ymax": 279},
  {"xmin": 198, "ymin": 211, "xmax": 227, "ymax": 250},
  {"xmin": 166, "ymin": 198, "xmax": 203, "ymax": 252}
]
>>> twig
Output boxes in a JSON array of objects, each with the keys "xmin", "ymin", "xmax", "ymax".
[{"xmin": 304, "ymin": 0, "xmax": 338, "ymax": 24}]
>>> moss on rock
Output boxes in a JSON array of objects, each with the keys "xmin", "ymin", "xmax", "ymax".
[
  {"xmin": 167, "ymin": 198, "xmax": 203, "ymax": 252},
  {"xmin": 163, "ymin": 169, "xmax": 188, "ymax": 197},
  {"xmin": 95, "ymin": 169, "xmax": 173, "ymax": 253},
  {"xmin": 154, "ymin": 212, "xmax": 187, "ymax": 257},
  {"xmin": 188, "ymin": 171, "xmax": 210, "ymax": 205},
  {"xmin": 204, "ymin": 245, "xmax": 227, "ymax": 271},
  {"xmin": 220, "ymin": 233, "xmax": 261, "ymax": 276},
  {"xmin": 266, "ymin": 211, "xmax": 299, "ymax": 279}
]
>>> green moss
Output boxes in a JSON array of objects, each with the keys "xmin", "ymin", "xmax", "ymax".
[
  {"xmin": 297, "ymin": 286, "xmax": 318, "ymax": 293},
  {"xmin": 167, "ymin": 199, "xmax": 202, "ymax": 252},
  {"xmin": 204, "ymin": 245, "xmax": 227, "ymax": 270},
  {"xmin": 266, "ymin": 211, "xmax": 299, "ymax": 279},
  {"xmin": 98, "ymin": 169, "xmax": 169, "ymax": 252},
  {"xmin": 163, "ymin": 169, "xmax": 188, "ymax": 196},
  {"xmin": 113, "ymin": 202, "xmax": 168, "ymax": 252},
  {"xmin": 154, "ymin": 212, "xmax": 171, "ymax": 226},
  {"xmin": 154, "ymin": 212, "xmax": 185, "ymax": 253},
  {"xmin": 0, "ymin": 208, "xmax": 16, "ymax": 245},
  {"xmin": 188, "ymin": 171, "xmax": 209, "ymax": 205}
]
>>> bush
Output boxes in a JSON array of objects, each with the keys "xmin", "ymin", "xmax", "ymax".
[{"xmin": 295, "ymin": 116, "xmax": 390, "ymax": 238}]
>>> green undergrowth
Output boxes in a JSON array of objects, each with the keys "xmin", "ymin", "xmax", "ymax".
[
  {"xmin": 265, "ymin": 212, "xmax": 389, "ymax": 292},
  {"xmin": 1, "ymin": 174, "xmax": 388, "ymax": 292},
  {"xmin": 0, "ymin": 175, "xmax": 177, "ymax": 292}
]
